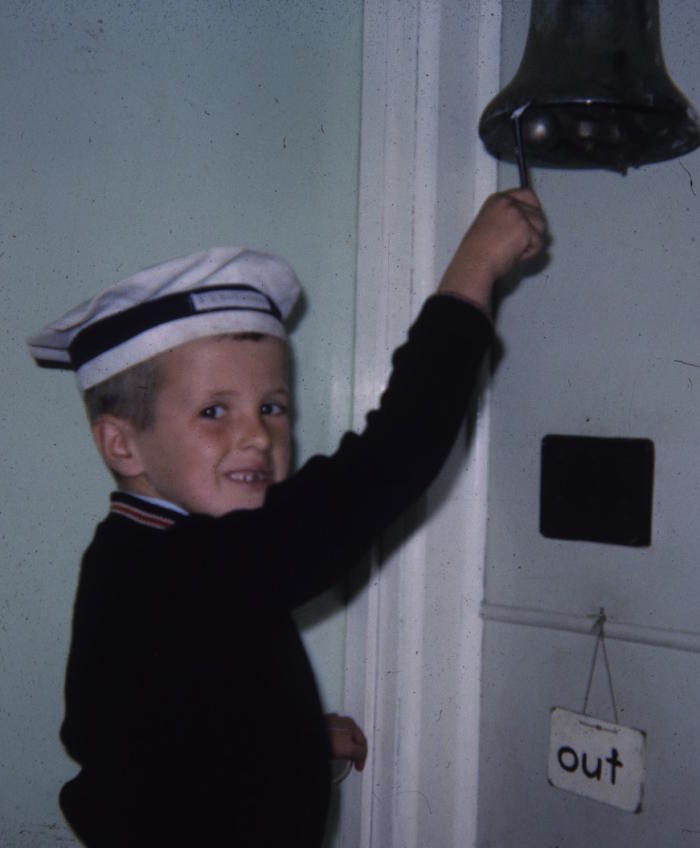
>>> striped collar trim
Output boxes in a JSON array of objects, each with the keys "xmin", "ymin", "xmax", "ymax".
[{"xmin": 110, "ymin": 492, "xmax": 180, "ymax": 530}]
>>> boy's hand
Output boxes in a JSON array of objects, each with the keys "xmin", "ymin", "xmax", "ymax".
[
  {"xmin": 438, "ymin": 188, "xmax": 548, "ymax": 310},
  {"xmin": 325, "ymin": 712, "xmax": 368, "ymax": 773}
]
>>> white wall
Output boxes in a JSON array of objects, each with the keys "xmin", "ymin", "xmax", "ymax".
[
  {"xmin": 1, "ymin": 2, "xmax": 361, "ymax": 843},
  {"xmin": 479, "ymin": 1, "xmax": 700, "ymax": 845}
]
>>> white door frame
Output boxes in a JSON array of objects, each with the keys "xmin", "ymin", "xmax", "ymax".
[{"xmin": 340, "ymin": 1, "xmax": 502, "ymax": 845}]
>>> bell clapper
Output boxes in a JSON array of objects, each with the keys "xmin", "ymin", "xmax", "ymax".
[{"xmin": 511, "ymin": 102, "xmax": 530, "ymax": 188}]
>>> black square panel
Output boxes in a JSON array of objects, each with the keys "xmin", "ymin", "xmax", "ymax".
[{"xmin": 540, "ymin": 435, "xmax": 654, "ymax": 547}]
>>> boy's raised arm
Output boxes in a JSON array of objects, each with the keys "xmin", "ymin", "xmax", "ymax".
[{"xmin": 438, "ymin": 187, "xmax": 548, "ymax": 311}]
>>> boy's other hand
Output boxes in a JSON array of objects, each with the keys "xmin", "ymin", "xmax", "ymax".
[
  {"xmin": 438, "ymin": 187, "xmax": 548, "ymax": 309},
  {"xmin": 325, "ymin": 712, "xmax": 368, "ymax": 773}
]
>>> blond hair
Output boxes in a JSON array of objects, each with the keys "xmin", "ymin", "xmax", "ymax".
[{"xmin": 83, "ymin": 356, "xmax": 162, "ymax": 431}]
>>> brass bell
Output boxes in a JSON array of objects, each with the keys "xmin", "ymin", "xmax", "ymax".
[{"xmin": 479, "ymin": 0, "xmax": 700, "ymax": 174}]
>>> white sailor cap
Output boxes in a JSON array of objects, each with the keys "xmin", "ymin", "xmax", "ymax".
[{"xmin": 27, "ymin": 247, "xmax": 301, "ymax": 391}]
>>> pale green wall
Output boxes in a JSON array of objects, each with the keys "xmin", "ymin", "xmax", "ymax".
[
  {"xmin": 479, "ymin": 1, "xmax": 700, "ymax": 845},
  {"xmin": 1, "ymin": 1, "xmax": 362, "ymax": 842}
]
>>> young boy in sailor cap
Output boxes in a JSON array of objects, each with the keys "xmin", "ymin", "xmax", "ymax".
[{"xmin": 28, "ymin": 188, "xmax": 547, "ymax": 846}]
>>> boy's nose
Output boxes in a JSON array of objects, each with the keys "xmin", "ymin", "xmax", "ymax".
[{"xmin": 236, "ymin": 413, "xmax": 271, "ymax": 451}]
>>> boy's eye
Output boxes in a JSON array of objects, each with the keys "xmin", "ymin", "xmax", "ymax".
[
  {"xmin": 261, "ymin": 401, "xmax": 287, "ymax": 417},
  {"xmin": 201, "ymin": 404, "xmax": 225, "ymax": 419}
]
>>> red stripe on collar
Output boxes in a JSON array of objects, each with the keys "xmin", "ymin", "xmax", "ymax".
[{"xmin": 110, "ymin": 499, "xmax": 177, "ymax": 530}]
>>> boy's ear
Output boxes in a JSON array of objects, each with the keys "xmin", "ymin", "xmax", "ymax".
[{"xmin": 91, "ymin": 415, "xmax": 145, "ymax": 479}]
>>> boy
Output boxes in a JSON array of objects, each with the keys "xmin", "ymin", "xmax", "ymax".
[{"xmin": 28, "ymin": 188, "xmax": 547, "ymax": 846}]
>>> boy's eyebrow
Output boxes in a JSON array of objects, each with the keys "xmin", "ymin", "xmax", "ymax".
[{"xmin": 202, "ymin": 385, "xmax": 290, "ymax": 399}]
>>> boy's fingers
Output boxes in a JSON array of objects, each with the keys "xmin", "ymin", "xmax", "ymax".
[
  {"xmin": 326, "ymin": 714, "xmax": 368, "ymax": 769},
  {"xmin": 351, "ymin": 723, "xmax": 368, "ymax": 770},
  {"xmin": 500, "ymin": 187, "xmax": 546, "ymax": 222},
  {"xmin": 501, "ymin": 186, "xmax": 541, "ymax": 209},
  {"xmin": 511, "ymin": 193, "xmax": 547, "ymax": 231},
  {"xmin": 501, "ymin": 188, "xmax": 549, "ymax": 260}
]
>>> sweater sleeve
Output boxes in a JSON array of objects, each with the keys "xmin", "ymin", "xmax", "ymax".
[{"xmin": 187, "ymin": 294, "xmax": 494, "ymax": 607}]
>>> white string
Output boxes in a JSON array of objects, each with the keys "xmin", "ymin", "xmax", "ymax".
[{"xmin": 582, "ymin": 608, "xmax": 619, "ymax": 724}]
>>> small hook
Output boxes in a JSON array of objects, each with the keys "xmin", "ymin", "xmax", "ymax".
[{"xmin": 590, "ymin": 606, "xmax": 606, "ymax": 634}]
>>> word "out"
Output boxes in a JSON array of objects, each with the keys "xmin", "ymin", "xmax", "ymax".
[{"xmin": 557, "ymin": 745, "xmax": 623, "ymax": 785}]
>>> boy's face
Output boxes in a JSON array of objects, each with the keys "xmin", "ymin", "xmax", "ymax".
[{"xmin": 126, "ymin": 334, "xmax": 290, "ymax": 516}]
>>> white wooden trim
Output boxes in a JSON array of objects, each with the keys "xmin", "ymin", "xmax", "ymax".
[
  {"xmin": 341, "ymin": 1, "xmax": 502, "ymax": 845},
  {"xmin": 344, "ymin": 4, "xmax": 424, "ymax": 843},
  {"xmin": 450, "ymin": 5, "xmax": 501, "ymax": 843}
]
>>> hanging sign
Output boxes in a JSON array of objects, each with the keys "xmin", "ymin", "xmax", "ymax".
[{"xmin": 548, "ymin": 707, "xmax": 646, "ymax": 813}]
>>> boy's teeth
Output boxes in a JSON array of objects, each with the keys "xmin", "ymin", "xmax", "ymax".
[{"xmin": 231, "ymin": 471, "xmax": 265, "ymax": 482}]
